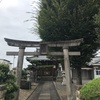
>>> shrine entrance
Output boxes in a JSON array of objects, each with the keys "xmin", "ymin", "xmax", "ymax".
[
  {"xmin": 37, "ymin": 67, "xmax": 55, "ymax": 76},
  {"xmin": 5, "ymin": 38, "xmax": 82, "ymax": 100},
  {"xmin": 26, "ymin": 55, "xmax": 60, "ymax": 81}
]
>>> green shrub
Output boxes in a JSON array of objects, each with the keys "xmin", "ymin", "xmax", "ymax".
[
  {"xmin": 0, "ymin": 63, "xmax": 9, "ymax": 84},
  {"xmin": 0, "ymin": 63, "xmax": 18, "ymax": 100},
  {"xmin": 22, "ymin": 69, "xmax": 27, "ymax": 79},
  {"xmin": 80, "ymin": 78, "xmax": 100, "ymax": 100}
]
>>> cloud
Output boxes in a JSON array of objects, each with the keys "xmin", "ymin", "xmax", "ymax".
[
  {"xmin": 0, "ymin": 0, "xmax": 41, "ymax": 40},
  {"xmin": 0, "ymin": 0, "xmax": 19, "ymax": 8},
  {"xmin": 0, "ymin": 0, "xmax": 41, "ymax": 68}
]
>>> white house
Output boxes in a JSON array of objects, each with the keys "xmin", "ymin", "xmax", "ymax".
[{"xmin": 89, "ymin": 57, "xmax": 100, "ymax": 78}]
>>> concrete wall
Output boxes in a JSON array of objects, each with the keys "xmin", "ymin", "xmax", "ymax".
[{"xmin": 72, "ymin": 68, "xmax": 93, "ymax": 80}]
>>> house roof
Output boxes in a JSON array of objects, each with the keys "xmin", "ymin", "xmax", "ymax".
[{"xmin": 89, "ymin": 57, "xmax": 100, "ymax": 66}]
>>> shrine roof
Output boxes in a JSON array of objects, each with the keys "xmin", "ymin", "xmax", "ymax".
[{"xmin": 26, "ymin": 55, "xmax": 50, "ymax": 61}]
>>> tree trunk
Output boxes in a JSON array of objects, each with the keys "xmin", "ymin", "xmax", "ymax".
[{"xmin": 76, "ymin": 67, "xmax": 82, "ymax": 85}]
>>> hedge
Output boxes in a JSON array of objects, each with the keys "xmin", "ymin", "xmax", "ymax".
[{"xmin": 80, "ymin": 78, "xmax": 100, "ymax": 100}]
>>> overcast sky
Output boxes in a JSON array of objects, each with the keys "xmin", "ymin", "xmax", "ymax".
[
  {"xmin": 0, "ymin": 0, "xmax": 100, "ymax": 69},
  {"xmin": 0, "ymin": 0, "xmax": 41, "ymax": 68}
]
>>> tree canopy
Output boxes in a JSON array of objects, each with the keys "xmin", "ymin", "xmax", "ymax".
[
  {"xmin": 38, "ymin": 0, "xmax": 100, "ymax": 64},
  {"xmin": 95, "ymin": 10, "xmax": 100, "ymax": 43},
  {"xmin": 0, "ymin": 63, "xmax": 18, "ymax": 100},
  {"xmin": 37, "ymin": 0, "xmax": 100, "ymax": 84}
]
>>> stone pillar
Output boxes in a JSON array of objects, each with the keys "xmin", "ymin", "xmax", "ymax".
[
  {"xmin": 63, "ymin": 47, "xmax": 72, "ymax": 100},
  {"xmin": 76, "ymin": 85, "xmax": 82, "ymax": 100},
  {"xmin": 57, "ymin": 68, "xmax": 62, "ymax": 78},
  {"xmin": 62, "ymin": 71, "xmax": 66, "ymax": 85},
  {"xmin": 27, "ymin": 70, "xmax": 30, "ymax": 82},
  {"xmin": 15, "ymin": 46, "xmax": 25, "ymax": 100},
  {"xmin": 17, "ymin": 46, "xmax": 25, "ymax": 86}
]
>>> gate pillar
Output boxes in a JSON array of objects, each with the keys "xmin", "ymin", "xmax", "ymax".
[{"xmin": 63, "ymin": 47, "xmax": 72, "ymax": 100}]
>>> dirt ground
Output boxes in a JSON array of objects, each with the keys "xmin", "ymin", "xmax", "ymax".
[{"xmin": 19, "ymin": 82, "xmax": 38, "ymax": 100}]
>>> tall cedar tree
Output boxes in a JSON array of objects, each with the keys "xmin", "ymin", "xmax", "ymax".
[
  {"xmin": 95, "ymin": 10, "xmax": 100, "ymax": 43},
  {"xmin": 38, "ymin": 0, "xmax": 100, "ymax": 84}
]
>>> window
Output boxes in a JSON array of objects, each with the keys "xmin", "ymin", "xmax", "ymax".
[{"xmin": 96, "ymin": 70, "xmax": 100, "ymax": 75}]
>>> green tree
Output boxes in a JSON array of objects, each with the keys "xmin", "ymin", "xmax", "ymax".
[
  {"xmin": 38, "ymin": 0, "xmax": 69, "ymax": 41},
  {"xmin": 0, "ymin": 63, "xmax": 18, "ymax": 100},
  {"xmin": 37, "ymin": 0, "xmax": 100, "ymax": 84},
  {"xmin": 95, "ymin": 10, "xmax": 100, "ymax": 43}
]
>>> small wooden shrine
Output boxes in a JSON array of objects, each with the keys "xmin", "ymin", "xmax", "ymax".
[{"xmin": 26, "ymin": 55, "xmax": 61, "ymax": 78}]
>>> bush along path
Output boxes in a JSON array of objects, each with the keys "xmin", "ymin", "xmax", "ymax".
[
  {"xmin": 0, "ymin": 63, "xmax": 18, "ymax": 100},
  {"xmin": 80, "ymin": 78, "xmax": 100, "ymax": 100}
]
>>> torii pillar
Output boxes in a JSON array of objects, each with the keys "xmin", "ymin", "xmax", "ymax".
[
  {"xmin": 63, "ymin": 46, "xmax": 72, "ymax": 100},
  {"xmin": 17, "ymin": 46, "xmax": 25, "ymax": 87},
  {"xmin": 4, "ymin": 38, "xmax": 40, "ymax": 100}
]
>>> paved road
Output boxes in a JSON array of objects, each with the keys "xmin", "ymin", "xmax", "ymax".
[{"xmin": 27, "ymin": 81, "xmax": 61, "ymax": 100}]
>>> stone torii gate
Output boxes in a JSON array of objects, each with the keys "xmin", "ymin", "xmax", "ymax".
[
  {"xmin": 5, "ymin": 38, "xmax": 40, "ymax": 100},
  {"xmin": 5, "ymin": 38, "xmax": 82, "ymax": 100},
  {"xmin": 5, "ymin": 38, "xmax": 40, "ymax": 86},
  {"xmin": 39, "ymin": 39, "xmax": 82, "ymax": 100}
]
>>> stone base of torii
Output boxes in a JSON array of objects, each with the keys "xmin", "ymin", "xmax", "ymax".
[{"xmin": 5, "ymin": 38, "xmax": 82, "ymax": 100}]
